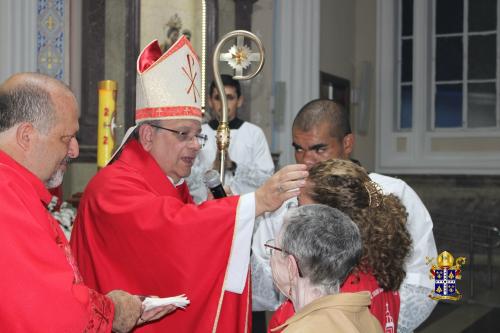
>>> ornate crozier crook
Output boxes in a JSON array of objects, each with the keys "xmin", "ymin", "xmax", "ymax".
[{"xmin": 212, "ymin": 30, "xmax": 265, "ymax": 183}]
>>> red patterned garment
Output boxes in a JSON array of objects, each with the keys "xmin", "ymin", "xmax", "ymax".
[
  {"xmin": 71, "ymin": 139, "xmax": 251, "ymax": 333},
  {"xmin": 269, "ymin": 271, "xmax": 399, "ymax": 333},
  {"xmin": 0, "ymin": 150, "xmax": 114, "ymax": 332}
]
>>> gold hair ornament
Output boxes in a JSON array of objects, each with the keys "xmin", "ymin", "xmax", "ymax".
[{"xmin": 363, "ymin": 180, "xmax": 384, "ymax": 208}]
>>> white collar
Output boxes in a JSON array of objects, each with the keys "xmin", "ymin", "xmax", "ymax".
[{"xmin": 167, "ymin": 176, "xmax": 185, "ymax": 187}]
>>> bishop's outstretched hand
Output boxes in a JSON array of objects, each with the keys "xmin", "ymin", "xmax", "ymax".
[{"xmin": 254, "ymin": 164, "xmax": 308, "ymax": 216}]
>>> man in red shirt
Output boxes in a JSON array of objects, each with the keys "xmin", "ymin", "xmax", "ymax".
[{"xmin": 0, "ymin": 73, "xmax": 173, "ymax": 332}]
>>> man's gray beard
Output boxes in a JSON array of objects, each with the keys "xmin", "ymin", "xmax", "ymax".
[{"xmin": 45, "ymin": 169, "xmax": 65, "ymax": 189}]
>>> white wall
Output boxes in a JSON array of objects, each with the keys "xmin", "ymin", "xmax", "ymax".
[
  {"xmin": 0, "ymin": 0, "xmax": 37, "ymax": 82},
  {"xmin": 251, "ymin": 0, "xmax": 275, "ymax": 141},
  {"xmin": 353, "ymin": 0, "xmax": 377, "ymax": 171},
  {"xmin": 318, "ymin": 0, "xmax": 377, "ymax": 171},
  {"xmin": 320, "ymin": 0, "xmax": 355, "ymax": 81}
]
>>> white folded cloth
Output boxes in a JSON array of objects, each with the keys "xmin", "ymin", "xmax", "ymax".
[{"xmin": 142, "ymin": 294, "xmax": 190, "ymax": 311}]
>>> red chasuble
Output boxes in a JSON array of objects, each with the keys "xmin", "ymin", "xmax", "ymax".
[
  {"xmin": 71, "ymin": 139, "xmax": 251, "ymax": 333},
  {"xmin": 268, "ymin": 271, "xmax": 399, "ymax": 333},
  {"xmin": 0, "ymin": 150, "xmax": 114, "ymax": 332}
]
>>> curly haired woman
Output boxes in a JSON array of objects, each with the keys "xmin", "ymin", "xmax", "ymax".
[{"xmin": 268, "ymin": 159, "xmax": 412, "ymax": 333}]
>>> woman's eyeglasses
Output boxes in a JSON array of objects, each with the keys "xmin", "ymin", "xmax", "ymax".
[{"xmin": 265, "ymin": 239, "xmax": 303, "ymax": 277}]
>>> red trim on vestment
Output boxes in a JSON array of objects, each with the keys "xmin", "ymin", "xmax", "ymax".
[
  {"xmin": 71, "ymin": 140, "xmax": 249, "ymax": 333},
  {"xmin": 135, "ymin": 106, "xmax": 202, "ymax": 121},
  {"xmin": 162, "ymin": 35, "xmax": 199, "ymax": 61},
  {"xmin": 138, "ymin": 36, "xmax": 199, "ymax": 74},
  {"xmin": 137, "ymin": 40, "xmax": 163, "ymax": 73}
]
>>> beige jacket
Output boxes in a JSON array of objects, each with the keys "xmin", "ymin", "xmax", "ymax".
[{"xmin": 272, "ymin": 292, "xmax": 383, "ymax": 333}]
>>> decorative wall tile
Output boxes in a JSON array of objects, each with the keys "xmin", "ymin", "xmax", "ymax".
[{"xmin": 37, "ymin": 0, "xmax": 64, "ymax": 80}]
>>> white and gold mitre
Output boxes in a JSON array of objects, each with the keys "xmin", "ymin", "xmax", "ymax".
[
  {"xmin": 135, "ymin": 35, "xmax": 202, "ymax": 123},
  {"xmin": 110, "ymin": 36, "xmax": 202, "ymax": 163}
]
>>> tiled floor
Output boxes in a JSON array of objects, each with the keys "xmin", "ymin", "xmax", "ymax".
[
  {"xmin": 416, "ymin": 302, "xmax": 496, "ymax": 333},
  {"xmin": 462, "ymin": 307, "xmax": 500, "ymax": 332}
]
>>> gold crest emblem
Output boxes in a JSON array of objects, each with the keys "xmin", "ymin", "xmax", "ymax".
[{"xmin": 427, "ymin": 251, "xmax": 466, "ymax": 301}]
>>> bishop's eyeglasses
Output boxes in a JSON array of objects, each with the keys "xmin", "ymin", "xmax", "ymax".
[
  {"xmin": 264, "ymin": 239, "xmax": 303, "ymax": 277},
  {"xmin": 150, "ymin": 124, "xmax": 208, "ymax": 148}
]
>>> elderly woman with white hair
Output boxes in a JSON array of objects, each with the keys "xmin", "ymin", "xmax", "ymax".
[{"xmin": 267, "ymin": 204, "xmax": 382, "ymax": 333}]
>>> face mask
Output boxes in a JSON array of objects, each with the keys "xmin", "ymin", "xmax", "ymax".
[{"xmin": 270, "ymin": 252, "xmax": 291, "ymax": 299}]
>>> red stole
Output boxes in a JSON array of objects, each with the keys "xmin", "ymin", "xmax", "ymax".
[
  {"xmin": 0, "ymin": 150, "xmax": 113, "ymax": 332},
  {"xmin": 71, "ymin": 140, "xmax": 251, "ymax": 332}
]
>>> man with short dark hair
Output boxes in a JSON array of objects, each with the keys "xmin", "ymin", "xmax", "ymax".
[
  {"xmin": 0, "ymin": 73, "xmax": 172, "ymax": 332},
  {"xmin": 187, "ymin": 74, "xmax": 275, "ymax": 203},
  {"xmin": 252, "ymin": 99, "xmax": 437, "ymax": 333}
]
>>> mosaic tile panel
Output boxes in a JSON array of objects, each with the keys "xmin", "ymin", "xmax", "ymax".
[{"xmin": 37, "ymin": 0, "xmax": 64, "ymax": 80}]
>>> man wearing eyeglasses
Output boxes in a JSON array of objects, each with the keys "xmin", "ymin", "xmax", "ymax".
[
  {"xmin": 70, "ymin": 37, "xmax": 307, "ymax": 333},
  {"xmin": 187, "ymin": 75, "xmax": 275, "ymax": 203}
]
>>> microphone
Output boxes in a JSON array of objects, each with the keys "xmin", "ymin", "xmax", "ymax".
[{"xmin": 203, "ymin": 170, "xmax": 227, "ymax": 199}]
